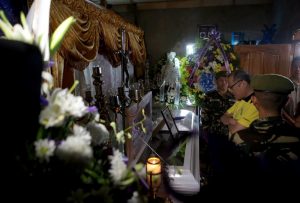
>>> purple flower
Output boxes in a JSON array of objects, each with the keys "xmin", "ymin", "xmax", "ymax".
[
  {"xmin": 88, "ymin": 106, "xmax": 98, "ymax": 113},
  {"xmin": 40, "ymin": 96, "xmax": 49, "ymax": 106}
]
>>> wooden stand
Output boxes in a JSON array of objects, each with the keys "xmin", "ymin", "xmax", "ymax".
[{"xmin": 125, "ymin": 91, "xmax": 153, "ymax": 167}]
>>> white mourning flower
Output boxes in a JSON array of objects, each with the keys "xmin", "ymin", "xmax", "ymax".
[
  {"xmin": 39, "ymin": 88, "xmax": 88, "ymax": 128},
  {"xmin": 216, "ymin": 54, "xmax": 224, "ymax": 63},
  {"xmin": 109, "ymin": 149, "xmax": 127, "ymax": 185},
  {"xmin": 86, "ymin": 122, "xmax": 109, "ymax": 146},
  {"xmin": 127, "ymin": 191, "xmax": 142, "ymax": 203},
  {"xmin": 56, "ymin": 125, "xmax": 93, "ymax": 162},
  {"xmin": 41, "ymin": 71, "xmax": 54, "ymax": 96},
  {"xmin": 34, "ymin": 139, "xmax": 56, "ymax": 162}
]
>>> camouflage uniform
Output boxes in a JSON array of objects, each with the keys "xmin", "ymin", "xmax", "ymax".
[
  {"xmin": 200, "ymin": 90, "xmax": 235, "ymax": 177},
  {"xmin": 236, "ymin": 117, "xmax": 300, "ymax": 172},
  {"xmin": 201, "ymin": 90, "xmax": 235, "ymax": 136}
]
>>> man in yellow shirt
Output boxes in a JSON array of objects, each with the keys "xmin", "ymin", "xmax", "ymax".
[{"xmin": 221, "ymin": 70, "xmax": 259, "ymax": 134}]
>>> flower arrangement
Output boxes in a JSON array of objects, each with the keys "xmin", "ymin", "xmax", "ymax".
[
  {"xmin": 179, "ymin": 38, "xmax": 239, "ymax": 105},
  {"xmin": 29, "ymin": 73, "xmax": 148, "ymax": 202},
  {"xmin": 0, "ymin": 1, "xmax": 148, "ymax": 202}
]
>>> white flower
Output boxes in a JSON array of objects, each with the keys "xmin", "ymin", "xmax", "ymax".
[
  {"xmin": 208, "ymin": 61, "xmax": 218, "ymax": 70},
  {"xmin": 73, "ymin": 125, "xmax": 92, "ymax": 144},
  {"xmin": 26, "ymin": 0, "xmax": 51, "ymax": 61},
  {"xmin": 39, "ymin": 88, "xmax": 88, "ymax": 128},
  {"xmin": 116, "ymin": 131, "xmax": 125, "ymax": 144},
  {"xmin": 216, "ymin": 54, "xmax": 224, "ymax": 63},
  {"xmin": 87, "ymin": 122, "xmax": 109, "ymax": 145},
  {"xmin": 56, "ymin": 125, "xmax": 93, "ymax": 162},
  {"xmin": 109, "ymin": 149, "xmax": 127, "ymax": 185},
  {"xmin": 34, "ymin": 139, "xmax": 56, "ymax": 162},
  {"xmin": 41, "ymin": 71, "xmax": 54, "ymax": 96},
  {"xmin": 0, "ymin": 0, "xmax": 75, "ymax": 61},
  {"xmin": 127, "ymin": 191, "xmax": 142, "ymax": 203}
]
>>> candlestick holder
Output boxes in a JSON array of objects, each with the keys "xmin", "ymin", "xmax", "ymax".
[
  {"xmin": 146, "ymin": 155, "xmax": 162, "ymax": 199},
  {"xmin": 92, "ymin": 65, "xmax": 111, "ymax": 125}
]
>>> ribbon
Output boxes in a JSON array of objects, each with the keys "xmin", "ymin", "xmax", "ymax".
[{"xmin": 188, "ymin": 29, "xmax": 231, "ymax": 87}]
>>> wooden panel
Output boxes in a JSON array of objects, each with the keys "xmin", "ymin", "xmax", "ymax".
[
  {"xmin": 135, "ymin": 0, "xmax": 272, "ymax": 10},
  {"xmin": 234, "ymin": 44, "xmax": 292, "ymax": 77}
]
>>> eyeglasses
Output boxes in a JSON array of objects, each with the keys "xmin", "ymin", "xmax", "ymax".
[{"xmin": 228, "ymin": 80, "xmax": 242, "ymax": 90}]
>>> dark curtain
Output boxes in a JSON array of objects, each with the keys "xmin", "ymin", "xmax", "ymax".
[{"xmin": 0, "ymin": 0, "xmax": 28, "ymax": 26}]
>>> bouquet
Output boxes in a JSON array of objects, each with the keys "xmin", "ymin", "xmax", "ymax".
[
  {"xmin": 28, "ymin": 73, "xmax": 147, "ymax": 202},
  {"xmin": 0, "ymin": 1, "xmax": 148, "ymax": 202},
  {"xmin": 179, "ymin": 38, "xmax": 239, "ymax": 105}
]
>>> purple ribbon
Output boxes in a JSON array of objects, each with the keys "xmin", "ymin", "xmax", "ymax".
[{"xmin": 188, "ymin": 29, "xmax": 231, "ymax": 86}]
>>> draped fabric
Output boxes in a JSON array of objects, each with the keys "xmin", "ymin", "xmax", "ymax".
[{"xmin": 49, "ymin": 0, "xmax": 146, "ymax": 87}]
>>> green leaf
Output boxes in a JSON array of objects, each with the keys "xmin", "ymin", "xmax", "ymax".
[
  {"xmin": 0, "ymin": 10, "xmax": 12, "ymax": 28},
  {"xmin": 49, "ymin": 16, "xmax": 75, "ymax": 57},
  {"xmin": 0, "ymin": 19, "xmax": 13, "ymax": 38},
  {"xmin": 20, "ymin": 12, "xmax": 29, "ymax": 33}
]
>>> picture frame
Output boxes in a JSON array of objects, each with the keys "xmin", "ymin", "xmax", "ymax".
[{"xmin": 161, "ymin": 107, "xmax": 179, "ymax": 139}]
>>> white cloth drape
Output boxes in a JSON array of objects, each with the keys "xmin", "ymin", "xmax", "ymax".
[{"xmin": 75, "ymin": 54, "xmax": 134, "ymax": 99}]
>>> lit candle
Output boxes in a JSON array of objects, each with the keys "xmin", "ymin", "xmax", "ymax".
[
  {"xmin": 146, "ymin": 157, "xmax": 162, "ymax": 190},
  {"xmin": 99, "ymin": 66, "xmax": 102, "ymax": 75},
  {"xmin": 135, "ymin": 89, "xmax": 140, "ymax": 102},
  {"xmin": 122, "ymin": 29, "xmax": 126, "ymax": 51}
]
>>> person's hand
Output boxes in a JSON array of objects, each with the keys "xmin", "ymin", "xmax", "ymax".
[{"xmin": 221, "ymin": 113, "xmax": 234, "ymax": 125}]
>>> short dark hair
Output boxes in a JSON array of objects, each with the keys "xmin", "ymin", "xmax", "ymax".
[
  {"xmin": 254, "ymin": 91, "xmax": 289, "ymax": 112},
  {"xmin": 215, "ymin": 71, "xmax": 228, "ymax": 80},
  {"xmin": 229, "ymin": 70, "xmax": 251, "ymax": 84}
]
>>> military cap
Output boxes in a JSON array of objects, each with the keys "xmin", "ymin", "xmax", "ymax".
[
  {"xmin": 251, "ymin": 74, "xmax": 294, "ymax": 94},
  {"xmin": 215, "ymin": 71, "xmax": 228, "ymax": 79}
]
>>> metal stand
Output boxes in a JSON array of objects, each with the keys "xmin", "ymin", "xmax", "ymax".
[
  {"xmin": 92, "ymin": 65, "xmax": 111, "ymax": 125},
  {"xmin": 116, "ymin": 27, "xmax": 131, "ymax": 154}
]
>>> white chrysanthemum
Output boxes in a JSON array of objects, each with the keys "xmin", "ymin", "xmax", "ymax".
[
  {"xmin": 41, "ymin": 71, "xmax": 53, "ymax": 96},
  {"xmin": 109, "ymin": 149, "xmax": 127, "ymax": 185},
  {"xmin": 39, "ymin": 88, "xmax": 88, "ymax": 128},
  {"xmin": 73, "ymin": 125, "xmax": 92, "ymax": 144},
  {"xmin": 56, "ymin": 125, "xmax": 92, "ymax": 162},
  {"xmin": 216, "ymin": 54, "xmax": 224, "ymax": 63},
  {"xmin": 87, "ymin": 122, "xmax": 109, "ymax": 145},
  {"xmin": 39, "ymin": 100, "xmax": 65, "ymax": 128},
  {"xmin": 208, "ymin": 61, "xmax": 218, "ymax": 70},
  {"xmin": 51, "ymin": 89, "xmax": 87, "ymax": 117},
  {"xmin": 34, "ymin": 139, "xmax": 55, "ymax": 162},
  {"xmin": 127, "ymin": 191, "xmax": 142, "ymax": 203}
]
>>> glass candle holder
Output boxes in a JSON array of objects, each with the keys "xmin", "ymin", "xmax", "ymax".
[{"xmin": 146, "ymin": 156, "xmax": 162, "ymax": 198}]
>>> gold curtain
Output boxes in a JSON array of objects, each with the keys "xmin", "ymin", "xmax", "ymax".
[{"xmin": 49, "ymin": 0, "xmax": 147, "ymax": 87}]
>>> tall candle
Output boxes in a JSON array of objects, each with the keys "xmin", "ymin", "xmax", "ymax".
[
  {"xmin": 135, "ymin": 89, "xmax": 140, "ymax": 102},
  {"xmin": 122, "ymin": 29, "xmax": 126, "ymax": 51}
]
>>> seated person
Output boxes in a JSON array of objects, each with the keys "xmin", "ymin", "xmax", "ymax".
[
  {"xmin": 231, "ymin": 74, "xmax": 300, "ymax": 193},
  {"xmin": 221, "ymin": 70, "xmax": 258, "ymax": 134}
]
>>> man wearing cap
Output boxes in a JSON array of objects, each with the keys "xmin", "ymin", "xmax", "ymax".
[
  {"xmin": 230, "ymin": 74, "xmax": 300, "ymax": 194},
  {"xmin": 201, "ymin": 71, "xmax": 235, "ymax": 175},
  {"xmin": 221, "ymin": 70, "xmax": 259, "ymax": 134},
  {"xmin": 202, "ymin": 71, "xmax": 235, "ymax": 137}
]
